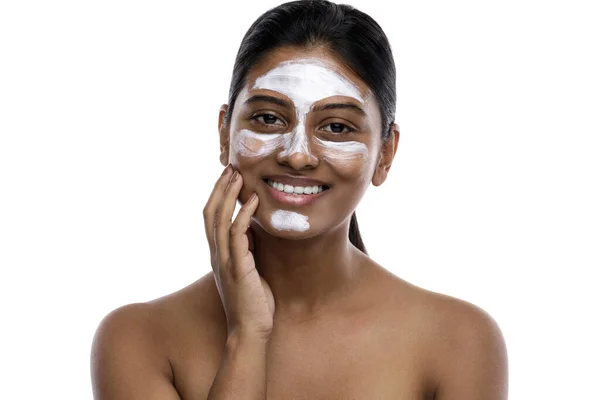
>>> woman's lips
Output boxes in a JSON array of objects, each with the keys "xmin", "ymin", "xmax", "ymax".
[{"xmin": 263, "ymin": 179, "xmax": 329, "ymax": 206}]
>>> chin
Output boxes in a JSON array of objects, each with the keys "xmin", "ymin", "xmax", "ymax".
[{"xmin": 251, "ymin": 210, "xmax": 321, "ymax": 240}]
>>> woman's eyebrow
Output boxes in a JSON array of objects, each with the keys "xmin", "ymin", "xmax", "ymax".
[
  {"xmin": 243, "ymin": 94, "xmax": 294, "ymax": 109},
  {"xmin": 311, "ymin": 102, "xmax": 367, "ymax": 117},
  {"xmin": 243, "ymin": 95, "xmax": 366, "ymax": 117}
]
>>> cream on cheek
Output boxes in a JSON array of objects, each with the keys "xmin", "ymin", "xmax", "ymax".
[
  {"xmin": 232, "ymin": 128, "xmax": 370, "ymax": 173},
  {"xmin": 231, "ymin": 58, "xmax": 370, "ymax": 232},
  {"xmin": 231, "ymin": 129, "xmax": 312, "ymax": 232},
  {"xmin": 313, "ymin": 137, "xmax": 370, "ymax": 172},
  {"xmin": 234, "ymin": 129, "xmax": 284, "ymax": 159}
]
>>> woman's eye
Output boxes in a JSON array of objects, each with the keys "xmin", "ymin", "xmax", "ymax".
[
  {"xmin": 322, "ymin": 123, "xmax": 355, "ymax": 135},
  {"xmin": 253, "ymin": 114, "xmax": 285, "ymax": 126}
]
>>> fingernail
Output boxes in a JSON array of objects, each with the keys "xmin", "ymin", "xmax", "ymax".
[
  {"xmin": 249, "ymin": 193, "xmax": 258, "ymax": 202},
  {"xmin": 232, "ymin": 171, "xmax": 240, "ymax": 181}
]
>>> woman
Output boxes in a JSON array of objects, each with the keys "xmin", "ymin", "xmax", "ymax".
[{"xmin": 91, "ymin": 1, "xmax": 508, "ymax": 399}]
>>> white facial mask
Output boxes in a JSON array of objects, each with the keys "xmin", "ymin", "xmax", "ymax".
[
  {"xmin": 270, "ymin": 210, "xmax": 310, "ymax": 232},
  {"xmin": 313, "ymin": 137, "xmax": 369, "ymax": 163},
  {"xmin": 231, "ymin": 58, "xmax": 372, "ymax": 233},
  {"xmin": 233, "ymin": 58, "xmax": 370, "ymax": 164},
  {"xmin": 234, "ymin": 129, "xmax": 284, "ymax": 158},
  {"xmin": 253, "ymin": 58, "xmax": 364, "ymax": 156}
]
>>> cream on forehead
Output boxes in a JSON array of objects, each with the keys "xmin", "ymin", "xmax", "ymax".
[
  {"xmin": 271, "ymin": 210, "xmax": 310, "ymax": 232},
  {"xmin": 253, "ymin": 58, "xmax": 364, "ymax": 105}
]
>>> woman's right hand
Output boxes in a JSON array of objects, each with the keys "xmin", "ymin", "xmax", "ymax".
[{"xmin": 203, "ymin": 164, "xmax": 275, "ymax": 341}]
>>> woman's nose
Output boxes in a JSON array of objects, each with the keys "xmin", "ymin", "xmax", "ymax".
[{"xmin": 276, "ymin": 147, "xmax": 319, "ymax": 170}]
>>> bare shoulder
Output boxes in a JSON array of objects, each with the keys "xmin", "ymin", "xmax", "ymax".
[
  {"xmin": 91, "ymin": 272, "xmax": 224, "ymax": 399},
  {"xmin": 400, "ymin": 280, "xmax": 509, "ymax": 399},
  {"xmin": 92, "ymin": 272, "xmax": 219, "ymax": 356},
  {"xmin": 139, "ymin": 271, "xmax": 227, "ymax": 351},
  {"xmin": 362, "ymin": 261, "xmax": 507, "ymax": 399},
  {"xmin": 91, "ymin": 301, "xmax": 173, "ymax": 375},
  {"xmin": 91, "ymin": 301, "xmax": 179, "ymax": 399},
  {"xmin": 372, "ymin": 266, "xmax": 506, "ymax": 353},
  {"xmin": 401, "ymin": 281, "xmax": 505, "ymax": 339}
]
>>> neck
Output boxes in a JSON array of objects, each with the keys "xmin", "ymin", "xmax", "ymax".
[{"xmin": 250, "ymin": 216, "xmax": 365, "ymax": 321}]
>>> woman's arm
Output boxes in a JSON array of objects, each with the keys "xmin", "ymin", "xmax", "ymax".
[
  {"xmin": 207, "ymin": 331, "xmax": 269, "ymax": 399},
  {"xmin": 90, "ymin": 304, "xmax": 182, "ymax": 400}
]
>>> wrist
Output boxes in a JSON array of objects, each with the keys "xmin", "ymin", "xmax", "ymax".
[{"xmin": 227, "ymin": 329, "xmax": 271, "ymax": 347}]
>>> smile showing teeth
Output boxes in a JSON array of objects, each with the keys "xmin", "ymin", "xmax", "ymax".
[{"xmin": 266, "ymin": 179, "xmax": 326, "ymax": 195}]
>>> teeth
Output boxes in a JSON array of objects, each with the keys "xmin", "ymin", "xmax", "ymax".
[{"xmin": 267, "ymin": 180, "xmax": 326, "ymax": 195}]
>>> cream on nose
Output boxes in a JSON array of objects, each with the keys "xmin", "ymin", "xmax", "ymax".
[
  {"xmin": 276, "ymin": 116, "xmax": 318, "ymax": 167},
  {"xmin": 278, "ymin": 114, "xmax": 311, "ymax": 157}
]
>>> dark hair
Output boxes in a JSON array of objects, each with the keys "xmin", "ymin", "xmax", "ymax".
[{"xmin": 224, "ymin": 0, "xmax": 396, "ymax": 254}]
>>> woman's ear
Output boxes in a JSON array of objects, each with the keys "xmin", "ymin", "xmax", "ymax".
[
  {"xmin": 218, "ymin": 104, "xmax": 230, "ymax": 166},
  {"xmin": 372, "ymin": 123, "xmax": 400, "ymax": 187}
]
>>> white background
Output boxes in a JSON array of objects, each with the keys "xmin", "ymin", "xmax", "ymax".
[{"xmin": 1, "ymin": 0, "xmax": 598, "ymax": 398}]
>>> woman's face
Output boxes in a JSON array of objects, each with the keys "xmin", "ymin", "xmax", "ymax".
[{"xmin": 219, "ymin": 46, "xmax": 394, "ymax": 239}]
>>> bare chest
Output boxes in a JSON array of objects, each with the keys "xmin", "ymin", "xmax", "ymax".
[
  {"xmin": 264, "ymin": 323, "xmax": 427, "ymax": 399},
  {"xmin": 170, "ymin": 314, "xmax": 431, "ymax": 400}
]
